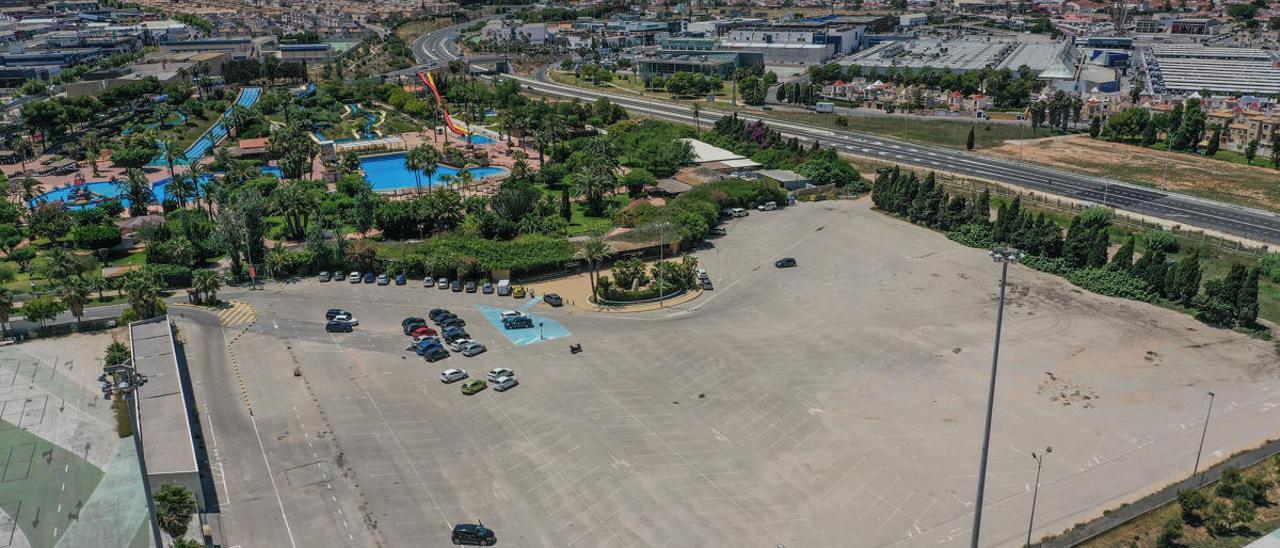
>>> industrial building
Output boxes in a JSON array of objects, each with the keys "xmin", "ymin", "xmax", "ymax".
[
  {"xmin": 718, "ymin": 20, "xmax": 868, "ymax": 65},
  {"xmin": 279, "ymin": 43, "xmax": 333, "ymax": 62},
  {"xmin": 840, "ymin": 37, "xmax": 1077, "ymax": 81},
  {"xmin": 1144, "ymin": 45, "xmax": 1280, "ymax": 95},
  {"xmin": 637, "ymin": 37, "xmax": 764, "ymax": 79}
]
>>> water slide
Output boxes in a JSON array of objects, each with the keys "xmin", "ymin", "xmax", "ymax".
[
  {"xmin": 150, "ymin": 87, "xmax": 262, "ymax": 166},
  {"xmin": 417, "ymin": 72, "xmax": 468, "ymax": 137}
]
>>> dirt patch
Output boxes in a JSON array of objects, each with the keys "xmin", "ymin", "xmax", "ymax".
[{"xmin": 983, "ymin": 135, "xmax": 1280, "ymax": 212}]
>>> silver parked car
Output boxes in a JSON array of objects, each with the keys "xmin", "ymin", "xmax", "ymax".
[{"xmin": 440, "ymin": 369, "xmax": 468, "ymax": 383}]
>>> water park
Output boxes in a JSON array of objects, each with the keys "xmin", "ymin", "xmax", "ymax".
[{"xmin": 149, "ymin": 87, "xmax": 262, "ymax": 167}]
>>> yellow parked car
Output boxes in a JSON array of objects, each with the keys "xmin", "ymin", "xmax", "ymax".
[
  {"xmin": 512, "ymin": 286, "xmax": 526, "ymax": 298},
  {"xmin": 461, "ymin": 379, "xmax": 487, "ymax": 395}
]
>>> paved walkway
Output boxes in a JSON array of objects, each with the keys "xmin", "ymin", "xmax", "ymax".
[{"xmin": 523, "ymin": 269, "xmax": 703, "ymax": 314}]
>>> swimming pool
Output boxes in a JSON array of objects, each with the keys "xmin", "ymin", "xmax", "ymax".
[
  {"xmin": 358, "ymin": 153, "xmax": 507, "ymax": 191},
  {"xmin": 30, "ymin": 180, "xmax": 179, "ymax": 210},
  {"xmin": 465, "ymin": 134, "xmax": 495, "ymax": 145}
]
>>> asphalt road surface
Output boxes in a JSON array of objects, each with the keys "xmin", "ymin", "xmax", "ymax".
[{"xmin": 412, "ymin": 24, "xmax": 1280, "ymax": 245}]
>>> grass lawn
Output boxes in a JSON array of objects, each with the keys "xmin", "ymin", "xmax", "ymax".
[
  {"xmin": 565, "ymin": 198, "xmax": 621, "ymax": 237},
  {"xmin": 0, "ymin": 418, "xmax": 104, "ymax": 548},
  {"xmin": 107, "ymin": 249, "xmax": 146, "ymax": 267}
]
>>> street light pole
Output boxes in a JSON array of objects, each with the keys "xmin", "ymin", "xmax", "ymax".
[
  {"xmin": 100, "ymin": 359, "xmax": 163, "ymax": 548},
  {"xmin": 656, "ymin": 222, "xmax": 670, "ymax": 308},
  {"xmin": 1026, "ymin": 446, "xmax": 1052, "ymax": 548},
  {"xmin": 1193, "ymin": 391, "xmax": 1216, "ymax": 486},
  {"xmin": 971, "ymin": 246, "xmax": 1022, "ymax": 548}
]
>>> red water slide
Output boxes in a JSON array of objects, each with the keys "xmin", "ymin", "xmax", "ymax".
[{"xmin": 417, "ymin": 71, "xmax": 469, "ymax": 137}]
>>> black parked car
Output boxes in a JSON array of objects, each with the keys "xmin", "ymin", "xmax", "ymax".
[
  {"xmin": 503, "ymin": 316, "xmax": 534, "ymax": 330},
  {"xmin": 403, "ymin": 321, "xmax": 429, "ymax": 336},
  {"xmin": 439, "ymin": 316, "xmax": 466, "ymax": 328},
  {"xmin": 701, "ymin": 278, "xmax": 714, "ymax": 290},
  {"xmin": 325, "ymin": 320, "xmax": 354, "ymax": 333},
  {"xmin": 451, "ymin": 279, "xmax": 463, "ymax": 292},
  {"xmin": 451, "ymin": 523, "xmax": 496, "ymax": 546},
  {"xmin": 326, "ymin": 308, "xmax": 350, "ymax": 321},
  {"xmin": 775, "ymin": 257, "xmax": 797, "ymax": 268},
  {"xmin": 428, "ymin": 308, "xmax": 452, "ymax": 322},
  {"xmin": 402, "ymin": 316, "xmax": 426, "ymax": 328},
  {"xmin": 442, "ymin": 326, "xmax": 470, "ymax": 343},
  {"xmin": 543, "ymin": 293, "xmax": 563, "ymax": 307},
  {"xmin": 465, "ymin": 280, "xmax": 477, "ymax": 293},
  {"xmin": 423, "ymin": 347, "xmax": 450, "ymax": 362}
]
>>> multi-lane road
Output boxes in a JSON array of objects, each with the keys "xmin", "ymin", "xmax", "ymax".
[{"xmin": 414, "ymin": 25, "xmax": 1280, "ymax": 245}]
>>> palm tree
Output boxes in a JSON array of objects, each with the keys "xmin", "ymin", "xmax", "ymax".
[
  {"xmin": 576, "ymin": 237, "xmax": 612, "ymax": 299},
  {"xmin": 404, "ymin": 146, "xmax": 427, "ymax": 193},
  {"xmin": 158, "ymin": 140, "xmax": 181, "ymax": 180},
  {"xmin": 186, "ymin": 162, "xmax": 208, "ymax": 212},
  {"xmin": 121, "ymin": 271, "xmax": 163, "ymax": 319},
  {"xmin": 59, "ymin": 278, "xmax": 90, "ymax": 327},
  {"xmin": 192, "ymin": 269, "xmax": 222, "ymax": 305},
  {"xmin": 455, "ymin": 169, "xmax": 474, "ymax": 196},
  {"xmin": 272, "ymin": 182, "xmax": 318, "ymax": 241},
  {"xmin": 13, "ymin": 137, "xmax": 32, "ymax": 174},
  {"xmin": 88, "ymin": 274, "xmax": 109, "ymax": 301},
  {"xmin": 418, "ymin": 146, "xmax": 441, "ymax": 193},
  {"xmin": 19, "ymin": 177, "xmax": 39, "ymax": 210},
  {"xmin": 571, "ymin": 167, "xmax": 616, "ymax": 217},
  {"xmin": 0, "ymin": 288, "xmax": 11, "ymax": 338},
  {"xmin": 80, "ymin": 133, "xmax": 102, "ymax": 177},
  {"xmin": 118, "ymin": 168, "xmax": 155, "ymax": 217},
  {"xmin": 166, "ymin": 173, "xmax": 195, "ymax": 208}
]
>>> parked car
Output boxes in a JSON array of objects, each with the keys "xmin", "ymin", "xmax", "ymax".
[
  {"xmin": 465, "ymin": 280, "xmax": 477, "ymax": 293},
  {"xmin": 487, "ymin": 368, "xmax": 514, "ymax": 382},
  {"xmin": 412, "ymin": 334, "xmax": 439, "ymax": 345},
  {"xmin": 332, "ymin": 313, "xmax": 359, "ymax": 326},
  {"xmin": 492, "ymin": 376, "xmax": 518, "ymax": 392},
  {"xmin": 428, "ymin": 308, "xmax": 451, "ymax": 322},
  {"xmin": 437, "ymin": 277, "xmax": 449, "ymax": 289},
  {"xmin": 440, "ymin": 369, "xmax": 468, "ymax": 384},
  {"xmin": 701, "ymin": 278, "xmax": 714, "ymax": 290},
  {"xmin": 460, "ymin": 379, "xmax": 487, "ymax": 395},
  {"xmin": 503, "ymin": 316, "xmax": 534, "ymax": 330},
  {"xmin": 696, "ymin": 269, "xmax": 708, "ymax": 279},
  {"xmin": 451, "ymin": 523, "xmax": 495, "ymax": 546},
  {"xmin": 451, "ymin": 280, "xmax": 463, "ymax": 292},
  {"xmin": 394, "ymin": 274, "xmax": 406, "ymax": 285},
  {"xmin": 721, "ymin": 207, "xmax": 734, "ymax": 217},
  {"xmin": 326, "ymin": 308, "xmax": 350, "ymax": 321},
  {"xmin": 363, "ymin": 272, "xmax": 375, "ymax": 283},
  {"xmin": 500, "ymin": 310, "xmax": 524, "ymax": 320},
  {"xmin": 423, "ymin": 347, "xmax": 450, "ymax": 362},
  {"xmin": 512, "ymin": 286, "xmax": 526, "ymax": 299},
  {"xmin": 543, "ymin": 293, "xmax": 563, "ymax": 307},
  {"xmin": 731, "ymin": 207, "xmax": 749, "ymax": 217},
  {"xmin": 376, "ymin": 274, "xmax": 390, "ymax": 285},
  {"xmin": 348, "ymin": 272, "xmax": 361, "ymax": 283},
  {"xmin": 496, "ymin": 279, "xmax": 511, "ymax": 296},
  {"xmin": 438, "ymin": 316, "xmax": 466, "ymax": 328},
  {"xmin": 482, "ymin": 282, "xmax": 494, "ymax": 294},
  {"xmin": 318, "ymin": 271, "xmax": 331, "ymax": 282},
  {"xmin": 448, "ymin": 338, "xmax": 475, "ymax": 352},
  {"xmin": 410, "ymin": 325, "xmax": 437, "ymax": 337},
  {"xmin": 402, "ymin": 316, "xmax": 426, "ymax": 328},
  {"xmin": 325, "ymin": 320, "xmax": 353, "ymax": 333},
  {"xmin": 458, "ymin": 341, "xmax": 487, "ymax": 357},
  {"xmin": 415, "ymin": 340, "xmax": 444, "ymax": 356},
  {"xmin": 775, "ymin": 257, "xmax": 797, "ymax": 268},
  {"xmin": 710, "ymin": 226, "xmax": 728, "ymax": 236},
  {"xmin": 757, "ymin": 201, "xmax": 777, "ymax": 211},
  {"xmin": 423, "ymin": 276, "xmax": 434, "ymax": 287},
  {"xmin": 442, "ymin": 326, "xmax": 470, "ymax": 343}
]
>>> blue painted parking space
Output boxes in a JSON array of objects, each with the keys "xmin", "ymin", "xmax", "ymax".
[{"xmin": 475, "ymin": 303, "xmax": 571, "ymax": 346}]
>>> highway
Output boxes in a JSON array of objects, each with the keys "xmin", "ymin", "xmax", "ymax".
[{"xmin": 414, "ymin": 25, "xmax": 1280, "ymax": 246}]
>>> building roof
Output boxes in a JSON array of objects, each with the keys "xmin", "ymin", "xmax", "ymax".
[
  {"xmin": 758, "ymin": 169, "xmax": 808, "ymax": 182},
  {"xmin": 679, "ymin": 138, "xmax": 745, "ymax": 163},
  {"xmin": 130, "ymin": 316, "xmax": 199, "ymax": 476},
  {"xmin": 654, "ymin": 178, "xmax": 693, "ymax": 194}
]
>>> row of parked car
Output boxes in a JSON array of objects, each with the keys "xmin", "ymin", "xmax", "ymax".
[
  {"xmin": 319, "ymin": 271, "xmax": 534, "ymax": 297},
  {"xmin": 440, "ymin": 366, "xmax": 518, "ymax": 395},
  {"xmin": 324, "ymin": 308, "xmax": 359, "ymax": 332}
]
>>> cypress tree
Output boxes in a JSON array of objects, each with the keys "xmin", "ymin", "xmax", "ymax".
[
  {"xmin": 560, "ymin": 186, "xmax": 572, "ymax": 222},
  {"xmin": 1205, "ymin": 126, "xmax": 1221, "ymax": 157},
  {"xmin": 1062, "ymin": 217, "xmax": 1086, "ymax": 267},
  {"xmin": 971, "ymin": 189, "xmax": 991, "ymax": 224},
  {"xmin": 1171, "ymin": 251, "xmax": 1202, "ymax": 307},
  {"xmin": 966, "ymin": 127, "xmax": 976, "ymax": 150},
  {"xmin": 1109, "ymin": 236, "xmax": 1135, "ymax": 271},
  {"xmin": 1136, "ymin": 249, "xmax": 1169, "ymax": 296},
  {"xmin": 1236, "ymin": 267, "xmax": 1260, "ymax": 326},
  {"xmin": 1087, "ymin": 228, "xmax": 1110, "ymax": 268}
]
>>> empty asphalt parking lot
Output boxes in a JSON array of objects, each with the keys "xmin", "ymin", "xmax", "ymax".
[{"xmin": 205, "ymin": 199, "xmax": 1280, "ymax": 548}]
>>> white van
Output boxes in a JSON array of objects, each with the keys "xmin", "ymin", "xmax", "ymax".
[
  {"xmin": 757, "ymin": 201, "xmax": 777, "ymax": 211},
  {"xmin": 496, "ymin": 279, "xmax": 512, "ymax": 296}
]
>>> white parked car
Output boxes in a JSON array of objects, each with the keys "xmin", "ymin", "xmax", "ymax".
[
  {"xmin": 492, "ymin": 376, "xmax": 519, "ymax": 392},
  {"xmin": 440, "ymin": 369, "xmax": 468, "ymax": 383},
  {"xmin": 757, "ymin": 201, "xmax": 777, "ymax": 211},
  {"xmin": 423, "ymin": 276, "xmax": 434, "ymax": 287},
  {"xmin": 348, "ymin": 271, "xmax": 361, "ymax": 283},
  {"xmin": 696, "ymin": 268, "xmax": 708, "ymax": 279},
  {"xmin": 332, "ymin": 313, "xmax": 359, "ymax": 326},
  {"xmin": 488, "ymin": 368, "xmax": 514, "ymax": 382},
  {"xmin": 437, "ymin": 277, "xmax": 449, "ymax": 289},
  {"xmin": 500, "ymin": 310, "xmax": 524, "ymax": 320},
  {"xmin": 448, "ymin": 338, "xmax": 475, "ymax": 352},
  {"xmin": 731, "ymin": 208, "xmax": 749, "ymax": 217}
]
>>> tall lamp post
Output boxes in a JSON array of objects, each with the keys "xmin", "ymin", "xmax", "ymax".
[
  {"xmin": 971, "ymin": 247, "xmax": 1023, "ymax": 548},
  {"xmin": 1193, "ymin": 391, "xmax": 1216, "ymax": 486},
  {"xmin": 655, "ymin": 222, "xmax": 671, "ymax": 308},
  {"xmin": 99, "ymin": 360, "xmax": 162, "ymax": 548},
  {"xmin": 1026, "ymin": 446, "xmax": 1052, "ymax": 548}
]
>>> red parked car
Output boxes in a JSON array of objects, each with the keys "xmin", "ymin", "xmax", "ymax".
[{"xmin": 411, "ymin": 325, "xmax": 437, "ymax": 337}]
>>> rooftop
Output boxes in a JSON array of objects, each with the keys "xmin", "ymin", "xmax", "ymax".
[
  {"xmin": 130, "ymin": 316, "xmax": 198, "ymax": 476},
  {"xmin": 680, "ymin": 138, "xmax": 745, "ymax": 164}
]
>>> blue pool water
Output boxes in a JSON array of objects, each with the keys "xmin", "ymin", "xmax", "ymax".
[
  {"xmin": 260, "ymin": 166, "xmax": 283, "ymax": 178},
  {"xmin": 475, "ymin": 303, "xmax": 571, "ymax": 346},
  {"xmin": 359, "ymin": 153, "xmax": 507, "ymax": 191},
  {"xmin": 32, "ymin": 166, "xmax": 278, "ymax": 209},
  {"xmin": 150, "ymin": 87, "xmax": 262, "ymax": 167},
  {"xmin": 465, "ymin": 134, "xmax": 495, "ymax": 145}
]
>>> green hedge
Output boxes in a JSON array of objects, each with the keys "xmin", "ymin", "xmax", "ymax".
[{"xmin": 409, "ymin": 234, "xmax": 574, "ymax": 277}]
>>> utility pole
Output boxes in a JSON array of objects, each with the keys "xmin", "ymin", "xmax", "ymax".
[
  {"xmin": 1026, "ymin": 446, "xmax": 1052, "ymax": 547},
  {"xmin": 1193, "ymin": 391, "xmax": 1216, "ymax": 486}
]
